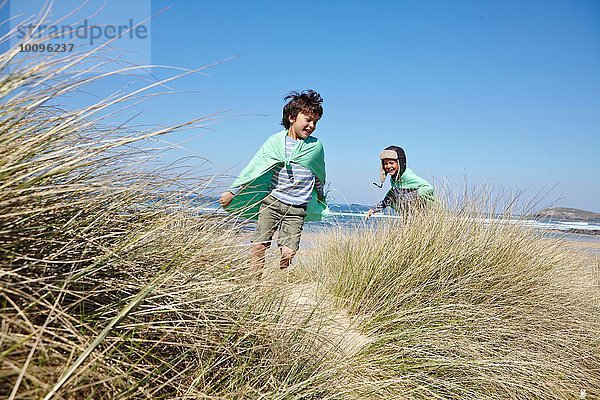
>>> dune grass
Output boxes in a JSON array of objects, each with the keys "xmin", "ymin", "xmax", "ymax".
[
  {"xmin": 293, "ymin": 204, "xmax": 600, "ymax": 399},
  {"xmin": 2, "ymin": 11, "xmax": 600, "ymax": 399}
]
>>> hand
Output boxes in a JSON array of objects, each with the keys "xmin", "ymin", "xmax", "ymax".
[
  {"xmin": 365, "ymin": 209, "xmax": 374, "ymax": 220},
  {"xmin": 219, "ymin": 191, "xmax": 234, "ymax": 208}
]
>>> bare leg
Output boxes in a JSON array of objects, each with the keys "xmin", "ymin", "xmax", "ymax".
[
  {"xmin": 251, "ymin": 243, "xmax": 268, "ymax": 274},
  {"xmin": 279, "ymin": 246, "xmax": 296, "ymax": 269}
]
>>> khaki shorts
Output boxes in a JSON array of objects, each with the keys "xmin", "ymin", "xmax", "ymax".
[{"xmin": 252, "ymin": 194, "xmax": 306, "ymax": 251}]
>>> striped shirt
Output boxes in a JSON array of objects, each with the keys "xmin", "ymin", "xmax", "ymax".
[
  {"xmin": 270, "ymin": 135, "xmax": 323, "ymax": 206},
  {"xmin": 371, "ymin": 188, "xmax": 420, "ymax": 213}
]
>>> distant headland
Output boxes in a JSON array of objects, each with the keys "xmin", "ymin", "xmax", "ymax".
[
  {"xmin": 530, "ymin": 207, "xmax": 600, "ymax": 235},
  {"xmin": 531, "ymin": 207, "xmax": 600, "ymax": 223}
]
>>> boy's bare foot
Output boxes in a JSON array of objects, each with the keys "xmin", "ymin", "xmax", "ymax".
[{"xmin": 279, "ymin": 246, "xmax": 295, "ymax": 269}]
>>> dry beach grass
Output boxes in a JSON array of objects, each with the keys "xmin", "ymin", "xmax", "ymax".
[
  {"xmin": 2, "ymin": 13, "xmax": 600, "ymax": 399},
  {"xmin": 292, "ymin": 208, "xmax": 600, "ymax": 398}
]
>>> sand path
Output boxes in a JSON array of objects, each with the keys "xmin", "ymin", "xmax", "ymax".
[{"xmin": 284, "ymin": 282, "xmax": 372, "ymax": 357}]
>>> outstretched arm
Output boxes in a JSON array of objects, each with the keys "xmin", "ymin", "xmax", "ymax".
[{"xmin": 366, "ymin": 190, "xmax": 394, "ymax": 219}]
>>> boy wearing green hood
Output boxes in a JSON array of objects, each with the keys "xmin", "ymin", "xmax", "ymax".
[
  {"xmin": 366, "ymin": 145, "xmax": 434, "ymax": 219},
  {"xmin": 219, "ymin": 90, "xmax": 326, "ymax": 271}
]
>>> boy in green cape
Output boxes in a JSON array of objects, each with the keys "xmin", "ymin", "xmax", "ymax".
[
  {"xmin": 220, "ymin": 90, "xmax": 327, "ymax": 271},
  {"xmin": 366, "ymin": 145, "xmax": 434, "ymax": 219}
]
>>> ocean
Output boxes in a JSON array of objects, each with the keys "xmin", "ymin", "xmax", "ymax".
[{"xmin": 195, "ymin": 200, "xmax": 600, "ymax": 253}]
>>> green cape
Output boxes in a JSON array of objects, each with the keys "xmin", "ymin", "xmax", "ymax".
[{"xmin": 224, "ymin": 130, "xmax": 327, "ymax": 221}]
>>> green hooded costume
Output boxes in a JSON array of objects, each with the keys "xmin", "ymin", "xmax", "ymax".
[{"xmin": 224, "ymin": 130, "xmax": 327, "ymax": 221}]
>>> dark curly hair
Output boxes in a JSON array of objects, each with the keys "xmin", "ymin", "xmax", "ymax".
[{"xmin": 281, "ymin": 89, "xmax": 324, "ymax": 129}]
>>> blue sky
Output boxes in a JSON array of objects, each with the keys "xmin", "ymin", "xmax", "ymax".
[{"xmin": 5, "ymin": 1, "xmax": 600, "ymax": 211}]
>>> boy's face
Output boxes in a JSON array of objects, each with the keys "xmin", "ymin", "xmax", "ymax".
[
  {"xmin": 288, "ymin": 111, "xmax": 320, "ymax": 139},
  {"xmin": 382, "ymin": 158, "xmax": 400, "ymax": 177}
]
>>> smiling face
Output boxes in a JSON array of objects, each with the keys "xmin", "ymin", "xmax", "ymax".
[
  {"xmin": 382, "ymin": 158, "xmax": 400, "ymax": 178},
  {"xmin": 288, "ymin": 111, "xmax": 320, "ymax": 140}
]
